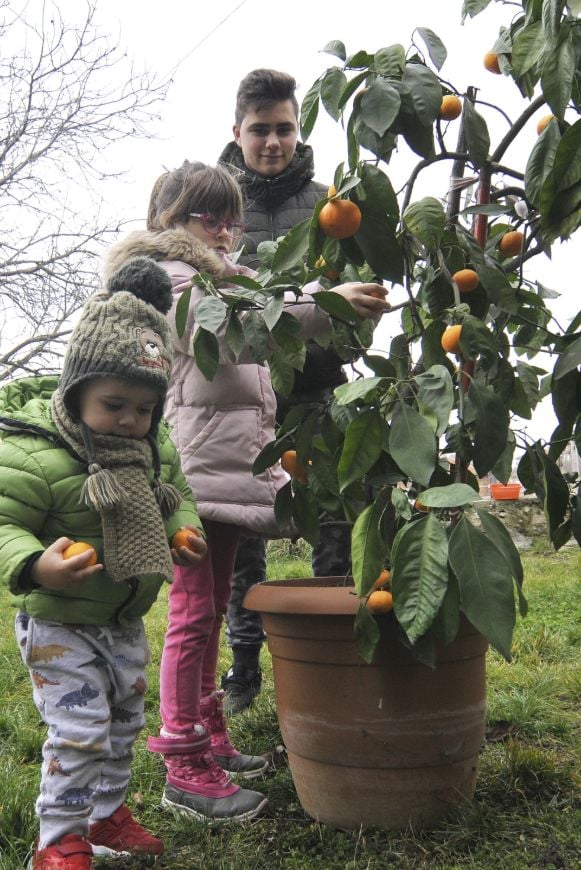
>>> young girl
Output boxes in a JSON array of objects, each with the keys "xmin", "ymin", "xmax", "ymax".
[
  {"xmin": 105, "ymin": 160, "xmax": 390, "ymax": 823},
  {"xmin": 0, "ymin": 257, "xmax": 207, "ymax": 868}
]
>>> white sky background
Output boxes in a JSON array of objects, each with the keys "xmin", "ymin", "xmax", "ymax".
[{"xmin": 18, "ymin": 0, "xmax": 581, "ymax": 444}]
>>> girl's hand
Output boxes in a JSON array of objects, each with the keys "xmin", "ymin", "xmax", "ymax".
[
  {"xmin": 171, "ymin": 526, "xmax": 208, "ymax": 567},
  {"xmin": 31, "ymin": 537, "xmax": 103, "ymax": 590},
  {"xmin": 332, "ymin": 282, "xmax": 390, "ymax": 321}
]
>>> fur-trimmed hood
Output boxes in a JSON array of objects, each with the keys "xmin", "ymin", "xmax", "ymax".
[{"xmin": 104, "ymin": 228, "xmax": 227, "ymax": 284}]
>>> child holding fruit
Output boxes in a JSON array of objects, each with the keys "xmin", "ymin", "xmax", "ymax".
[
  {"xmin": 104, "ymin": 159, "xmax": 389, "ymax": 824},
  {"xmin": 0, "ymin": 257, "xmax": 206, "ymax": 869}
]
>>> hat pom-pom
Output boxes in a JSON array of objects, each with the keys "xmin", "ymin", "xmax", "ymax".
[
  {"xmin": 153, "ymin": 478, "xmax": 183, "ymax": 519},
  {"xmin": 107, "ymin": 256, "xmax": 173, "ymax": 314},
  {"xmin": 81, "ymin": 462, "xmax": 125, "ymax": 511}
]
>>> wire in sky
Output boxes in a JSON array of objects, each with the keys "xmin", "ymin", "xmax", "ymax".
[{"xmin": 169, "ymin": 0, "xmax": 250, "ymax": 76}]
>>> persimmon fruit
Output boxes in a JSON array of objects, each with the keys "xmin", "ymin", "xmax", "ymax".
[
  {"xmin": 441, "ymin": 325, "xmax": 463, "ymax": 356},
  {"xmin": 367, "ymin": 589, "xmax": 394, "ymax": 613},
  {"xmin": 63, "ymin": 541, "xmax": 97, "ymax": 565},
  {"xmin": 172, "ymin": 528, "xmax": 200, "ymax": 552},
  {"xmin": 318, "ymin": 199, "xmax": 362, "ymax": 240},
  {"xmin": 498, "ymin": 230, "xmax": 524, "ymax": 258},
  {"xmin": 452, "ymin": 268, "xmax": 479, "ymax": 294},
  {"xmin": 281, "ymin": 449, "xmax": 309, "ymax": 485},
  {"xmin": 483, "ymin": 51, "xmax": 501, "ymax": 74},
  {"xmin": 439, "ymin": 95, "xmax": 462, "ymax": 121}
]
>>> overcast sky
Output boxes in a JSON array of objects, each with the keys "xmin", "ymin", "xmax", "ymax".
[{"xmin": 23, "ymin": 1, "xmax": 581, "ymax": 445}]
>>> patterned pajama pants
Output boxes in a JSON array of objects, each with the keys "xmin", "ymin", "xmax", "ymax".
[{"xmin": 15, "ymin": 612, "xmax": 149, "ymax": 848}]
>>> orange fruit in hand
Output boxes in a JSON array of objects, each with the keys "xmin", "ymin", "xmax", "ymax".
[
  {"xmin": 367, "ymin": 589, "xmax": 394, "ymax": 613},
  {"xmin": 498, "ymin": 231, "xmax": 524, "ymax": 258},
  {"xmin": 452, "ymin": 268, "xmax": 479, "ymax": 294},
  {"xmin": 281, "ymin": 449, "xmax": 309, "ymax": 485},
  {"xmin": 439, "ymin": 95, "xmax": 462, "ymax": 121},
  {"xmin": 371, "ymin": 568, "xmax": 391, "ymax": 590},
  {"xmin": 63, "ymin": 542, "xmax": 97, "ymax": 566},
  {"xmin": 172, "ymin": 528, "xmax": 200, "ymax": 552},
  {"xmin": 483, "ymin": 51, "xmax": 501, "ymax": 74},
  {"xmin": 318, "ymin": 200, "xmax": 362, "ymax": 240},
  {"xmin": 441, "ymin": 325, "xmax": 463, "ymax": 356},
  {"xmin": 536, "ymin": 114, "xmax": 556, "ymax": 135}
]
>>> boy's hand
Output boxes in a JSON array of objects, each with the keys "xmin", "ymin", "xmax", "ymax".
[
  {"xmin": 332, "ymin": 282, "xmax": 390, "ymax": 321},
  {"xmin": 32, "ymin": 537, "xmax": 103, "ymax": 590},
  {"xmin": 171, "ymin": 526, "xmax": 208, "ymax": 567}
]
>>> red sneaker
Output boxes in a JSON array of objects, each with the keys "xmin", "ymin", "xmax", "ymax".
[
  {"xmin": 88, "ymin": 804, "xmax": 164, "ymax": 858},
  {"xmin": 29, "ymin": 835, "xmax": 93, "ymax": 869}
]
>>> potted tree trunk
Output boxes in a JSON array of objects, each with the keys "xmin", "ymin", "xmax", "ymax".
[{"xmin": 176, "ymin": 0, "xmax": 580, "ymax": 831}]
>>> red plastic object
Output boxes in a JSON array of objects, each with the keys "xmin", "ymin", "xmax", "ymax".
[{"xmin": 490, "ymin": 483, "xmax": 521, "ymax": 500}]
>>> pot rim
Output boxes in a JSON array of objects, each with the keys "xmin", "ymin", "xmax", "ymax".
[{"xmin": 244, "ymin": 576, "xmax": 360, "ymax": 616}]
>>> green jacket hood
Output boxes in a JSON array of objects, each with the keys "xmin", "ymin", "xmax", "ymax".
[{"xmin": 0, "ymin": 376, "xmax": 60, "ymax": 436}]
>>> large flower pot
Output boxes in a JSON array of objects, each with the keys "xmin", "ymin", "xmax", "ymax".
[{"xmin": 244, "ymin": 578, "xmax": 488, "ymax": 831}]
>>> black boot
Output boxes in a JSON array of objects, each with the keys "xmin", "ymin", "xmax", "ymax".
[{"xmin": 221, "ymin": 647, "xmax": 262, "ymax": 715}]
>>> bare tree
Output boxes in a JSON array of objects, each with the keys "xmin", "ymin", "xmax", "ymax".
[{"xmin": 0, "ymin": 0, "xmax": 169, "ymax": 381}]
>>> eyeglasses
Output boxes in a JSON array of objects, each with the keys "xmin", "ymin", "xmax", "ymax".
[{"xmin": 188, "ymin": 213, "xmax": 245, "ymax": 238}]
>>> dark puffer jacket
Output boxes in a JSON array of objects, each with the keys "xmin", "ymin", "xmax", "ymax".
[{"xmin": 218, "ymin": 140, "xmax": 346, "ymax": 395}]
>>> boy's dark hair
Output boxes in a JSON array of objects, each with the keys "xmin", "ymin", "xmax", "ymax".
[{"xmin": 235, "ymin": 69, "xmax": 298, "ymax": 125}]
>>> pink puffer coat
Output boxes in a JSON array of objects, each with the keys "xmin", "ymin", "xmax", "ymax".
[{"xmin": 104, "ymin": 229, "xmax": 331, "ymax": 536}]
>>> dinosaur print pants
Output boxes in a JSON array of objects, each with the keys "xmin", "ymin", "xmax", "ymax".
[{"xmin": 15, "ymin": 612, "xmax": 149, "ymax": 849}]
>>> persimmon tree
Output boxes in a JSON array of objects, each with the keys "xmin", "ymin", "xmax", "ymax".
[
  {"xmin": 0, "ymin": 0, "xmax": 168, "ymax": 382},
  {"xmin": 179, "ymin": 0, "xmax": 581, "ymax": 663}
]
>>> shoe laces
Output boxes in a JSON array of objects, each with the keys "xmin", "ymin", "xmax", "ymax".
[{"xmin": 170, "ymin": 750, "xmax": 231, "ymax": 787}]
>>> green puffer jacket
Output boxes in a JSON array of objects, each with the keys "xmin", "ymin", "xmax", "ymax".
[{"xmin": 0, "ymin": 376, "xmax": 203, "ymax": 626}]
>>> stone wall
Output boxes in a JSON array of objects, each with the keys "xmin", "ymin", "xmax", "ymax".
[{"xmin": 474, "ymin": 494, "xmax": 550, "ymax": 549}]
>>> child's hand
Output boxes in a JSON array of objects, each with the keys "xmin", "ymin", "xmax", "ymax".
[
  {"xmin": 32, "ymin": 537, "xmax": 103, "ymax": 590},
  {"xmin": 332, "ymin": 282, "xmax": 390, "ymax": 321},
  {"xmin": 171, "ymin": 526, "xmax": 208, "ymax": 567}
]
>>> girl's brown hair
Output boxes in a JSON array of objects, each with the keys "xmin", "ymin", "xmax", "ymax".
[{"xmin": 149, "ymin": 160, "xmax": 243, "ymax": 230}]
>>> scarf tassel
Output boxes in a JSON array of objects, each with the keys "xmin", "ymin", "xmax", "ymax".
[
  {"xmin": 153, "ymin": 479, "xmax": 183, "ymax": 520},
  {"xmin": 81, "ymin": 462, "xmax": 125, "ymax": 512}
]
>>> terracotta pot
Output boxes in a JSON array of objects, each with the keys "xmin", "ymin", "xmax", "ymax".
[
  {"xmin": 245, "ymin": 578, "xmax": 488, "ymax": 831},
  {"xmin": 490, "ymin": 482, "xmax": 521, "ymax": 500}
]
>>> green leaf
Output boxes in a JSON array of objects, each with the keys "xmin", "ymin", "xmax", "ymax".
[
  {"xmin": 320, "ymin": 67, "xmax": 347, "ymax": 121},
  {"xmin": 525, "ymin": 119, "xmax": 561, "ymax": 207},
  {"xmin": 360, "ymin": 79, "xmax": 401, "ymax": 136},
  {"xmin": 391, "ymin": 486, "xmax": 412, "ymax": 521},
  {"xmin": 334, "ymin": 377, "xmax": 386, "ymax": 405},
  {"xmin": 463, "ymin": 100, "xmax": 490, "ymax": 167},
  {"xmin": 355, "ymin": 211, "xmax": 404, "ymax": 283},
  {"xmin": 292, "ymin": 486, "xmax": 321, "ymax": 546},
  {"xmin": 354, "ymin": 603, "xmax": 381, "ymax": 664},
  {"xmin": 194, "ymin": 296, "xmax": 228, "ymax": 333},
  {"xmin": 511, "ymin": 21, "xmax": 545, "ymax": 76},
  {"xmin": 272, "ymin": 218, "xmax": 311, "ymax": 272},
  {"xmin": 403, "ymin": 196, "xmax": 446, "ymax": 251},
  {"xmin": 536, "ymin": 444, "xmax": 571, "ymax": 544},
  {"xmin": 466, "ymin": 381, "xmax": 509, "ymax": 477},
  {"xmin": 414, "ymin": 365, "xmax": 454, "ymax": 437},
  {"xmin": 448, "ymin": 516, "xmax": 515, "ymax": 661},
  {"xmin": 462, "ymin": 0, "xmax": 492, "ymax": 19},
  {"xmin": 476, "ymin": 509, "xmax": 527, "ymax": 617},
  {"xmin": 415, "ymin": 27, "xmax": 447, "ymax": 71},
  {"xmin": 358, "ymin": 163, "xmax": 400, "ymax": 220},
  {"xmin": 269, "ymin": 352, "xmax": 297, "ymax": 397},
  {"xmin": 551, "ymin": 119, "xmax": 581, "ymax": 194},
  {"xmin": 541, "ymin": 28, "xmax": 576, "ymax": 118},
  {"xmin": 351, "ymin": 491, "xmax": 391, "ymax": 596},
  {"xmin": 420, "ymin": 484, "xmax": 482, "ymax": 508},
  {"xmin": 300, "ymin": 80, "xmax": 320, "ymax": 141},
  {"xmin": 225, "ymin": 311, "xmax": 245, "ymax": 359},
  {"xmin": 338, "ymin": 410, "xmax": 384, "ymax": 491},
  {"xmin": 174, "ymin": 286, "xmax": 192, "ymax": 339},
  {"xmin": 431, "ymin": 569, "xmax": 461, "ymax": 646},
  {"xmin": 554, "ymin": 336, "xmax": 581, "ymax": 378},
  {"xmin": 373, "ymin": 44, "xmax": 406, "ymax": 77},
  {"xmin": 401, "ymin": 63, "xmax": 442, "ymax": 126},
  {"xmin": 242, "ymin": 311, "xmax": 270, "ymax": 361},
  {"xmin": 391, "ymin": 514, "xmax": 449, "ymax": 643},
  {"xmin": 274, "ymin": 480, "xmax": 294, "ymax": 532},
  {"xmin": 313, "ymin": 289, "xmax": 358, "ymax": 322},
  {"xmin": 321, "ymin": 40, "xmax": 346, "ymax": 61},
  {"xmin": 389, "ymin": 402, "xmax": 437, "ymax": 487},
  {"xmin": 262, "ymin": 294, "xmax": 284, "ymax": 332},
  {"xmin": 193, "ymin": 328, "xmax": 219, "ymax": 381},
  {"xmin": 477, "ymin": 265, "xmax": 519, "ymax": 313}
]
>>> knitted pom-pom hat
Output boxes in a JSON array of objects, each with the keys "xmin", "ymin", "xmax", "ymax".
[{"xmin": 59, "ymin": 256, "xmax": 174, "ymax": 431}]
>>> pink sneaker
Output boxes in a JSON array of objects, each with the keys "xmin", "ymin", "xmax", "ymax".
[
  {"xmin": 200, "ymin": 690, "xmax": 269, "ymax": 779},
  {"xmin": 148, "ymin": 728, "xmax": 268, "ymax": 823},
  {"xmin": 29, "ymin": 834, "xmax": 93, "ymax": 869},
  {"xmin": 88, "ymin": 803, "xmax": 164, "ymax": 858}
]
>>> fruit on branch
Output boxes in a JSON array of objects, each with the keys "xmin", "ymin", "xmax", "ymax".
[
  {"xmin": 366, "ymin": 589, "xmax": 394, "ymax": 613},
  {"xmin": 483, "ymin": 51, "xmax": 502, "ymax": 74},
  {"xmin": 438, "ymin": 95, "xmax": 462, "ymax": 121},
  {"xmin": 281, "ymin": 449, "xmax": 309, "ymax": 485},
  {"xmin": 536, "ymin": 114, "xmax": 557, "ymax": 135},
  {"xmin": 441, "ymin": 324, "xmax": 463, "ymax": 356},
  {"xmin": 318, "ymin": 199, "xmax": 362, "ymax": 240},
  {"xmin": 498, "ymin": 230, "xmax": 524, "ymax": 258},
  {"xmin": 452, "ymin": 268, "xmax": 479, "ymax": 294}
]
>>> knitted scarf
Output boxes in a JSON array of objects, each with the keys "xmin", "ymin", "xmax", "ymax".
[{"xmin": 51, "ymin": 392, "xmax": 178, "ymax": 583}]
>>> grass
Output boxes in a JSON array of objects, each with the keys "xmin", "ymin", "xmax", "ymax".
[{"xmin": 0, "ymin": 541, "xmax": 579, "ymax": 869}]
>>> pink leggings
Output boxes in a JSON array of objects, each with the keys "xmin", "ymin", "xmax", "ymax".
[{"xmin": 159, "ymin": 520, "xmax": 241, "ymax": 734}]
